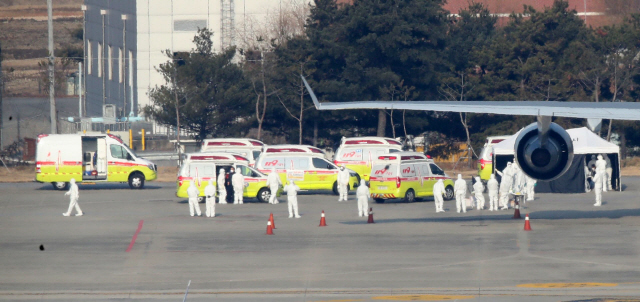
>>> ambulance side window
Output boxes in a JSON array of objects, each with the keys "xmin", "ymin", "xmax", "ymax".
[
  {"xmin": 400, "ymin": 164, "xmax": 416, "ymax": 177},
  {"xmin": 203, "ymin": 165, "xmax": 215, "ymax": 177},
  {"xmin": 312, "ymin": 157, "xmax": 332, "ymax": 169},
  {"xmin": 110, "ymin": 145, "xmax": 128, "ymax": 160},
  {"xmin": 236, "ymin": 165, "xmax": 254, "ymax": 177},
  {"xmin": 388, "ymin": 149, "xmax": 400, "ymax": 153},
  {"xmin": 420, "ymin": 164, "xmax": 432, "ymax": 176},
  {"xmin": 430, "ymin": 164, "xmax": 444, "ymax": 176},
  {"xmin": 287, "ymin": 158, "xmax": 310, "ymax": 170}
]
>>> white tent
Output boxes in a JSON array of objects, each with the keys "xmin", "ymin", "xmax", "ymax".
[
  {"xmin": 492, "ymin": 127, "xmax": 620, "ymax": 155},
  {"xmin": 491, "ymin": 127, "xmax": 621, "ymax": 193}
]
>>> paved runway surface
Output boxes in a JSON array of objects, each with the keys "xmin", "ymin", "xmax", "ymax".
[{"xmin": 1, "ymin": 178, "xmax": 640, "ymax": 301}]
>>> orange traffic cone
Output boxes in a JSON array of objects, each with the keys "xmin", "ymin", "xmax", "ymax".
[
  {"xmin": 319, "ymin": 210, "xmax": 327, "ymax": 227},
  {"xmin": 269, "ymin": 213, "xmax": 276, "ymax": 229},
  {"xmin": 266, "ymin": 220, "xmax": 274, "ymax": 235},
  {"xmin": 524, "ymin": 214, "xmax": 532, "ymax": 231},
  {"xmin": 512, "ymin": 202, "xmax": 521, "ymax": 219},
  {"xmin": 367, "ymin": 208, "xmax": 375, "ymax": 224}
]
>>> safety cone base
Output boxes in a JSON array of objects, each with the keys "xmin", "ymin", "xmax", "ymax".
[
  {"xmin": 367, "ymin": 207, "xmax": 374, "ymax": 224},
  {"xmin": 266, "ymin": 221, "xmax": 274, "ymax": 235}
]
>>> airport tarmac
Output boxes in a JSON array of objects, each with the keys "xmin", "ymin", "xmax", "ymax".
[{"xmin": 1, "ymin": 179, "xmax": 640, "ymax": 301}]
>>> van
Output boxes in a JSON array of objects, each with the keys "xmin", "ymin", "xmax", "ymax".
[
  {"xmin": 477, "ymin": 135, "xmax": 510, "ymax": 184},
  {"xmin": 36, "ymin": 133, "xmax": 157, "ymax": 190},
  {"xmin": 369, "ymin": 152, "xmax": 455, "ymax": 203},
  {"xmin": 256, "ymin": 146, "xmax": 359, "ymax": 195},
  {"xmin": 334, "ymin": 137, "xmax": 403, "ymax": 181},
  {"xmin": 176, "ymin": 152, "xmax": 277, "ymax": 202},
  {"xmin": 200, "ymin": 138, "xmax": 264, "ymax": 167}
]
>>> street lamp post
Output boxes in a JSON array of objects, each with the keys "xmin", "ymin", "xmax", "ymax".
[{"xmin": 81, "ymin": 4, "xmax": 87, "ymax": 117}]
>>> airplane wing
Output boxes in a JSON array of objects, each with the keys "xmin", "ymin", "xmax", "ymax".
[{"xmin": 301, "ymin": 76, "xmax": 640, "ymax": 121}]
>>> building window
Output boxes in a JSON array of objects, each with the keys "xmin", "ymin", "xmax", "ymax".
[
  {"xmin": 98, "ymin": 43, "xmax": 102, "ymax": 77},
  {"xmin": 174, "ymin": 19, "xmax": 207, "ymax": 31},
  {"xmin": 87, "ymin": 40, "xmax": 92, "ymax": 75},
  {"xmin": 119, "ymin": 48, "xmax": 123, "ymax": 83},
  {"xmin": 108, "ymin": 45, "xmax": 113, "ymax": 81}
]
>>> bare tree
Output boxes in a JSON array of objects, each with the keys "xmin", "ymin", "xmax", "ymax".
[{"xmin": 439, "ymin": 71, "xmax": 475, "ymax": 167}]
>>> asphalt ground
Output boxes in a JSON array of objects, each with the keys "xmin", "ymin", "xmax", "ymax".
[{"xmin": 1, "ymin": 179, "xmax": 640, "ymax": 301}]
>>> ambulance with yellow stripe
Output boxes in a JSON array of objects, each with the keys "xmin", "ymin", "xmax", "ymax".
[
  {"xmin": 36, "ymin": 133, "xmax": 157, "ymax": 190},
  {"xmin": 200, "ymin": 138, "xmax": 264, "ymax": 167},
  {"xmin": 256, "ymin": 145, "xmax": 359, "ymax": 195},
  {"xmin": 176, "ymin": 152, "xmax": 277, "ymax": 202},
  {"xmin": 369, "ymin": 152, "xmax": 455, "ymax": 203},
  {"xmin": 477, "ymin": 135, "xmax": 510, "ymax": 185},
  {"xmin": 334, "ymin": 137, "xmax": 403, "ymax": 181}
]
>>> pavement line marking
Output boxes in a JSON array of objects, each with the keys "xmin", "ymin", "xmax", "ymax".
[
  {"xmin": 517, "ymin": 282, "xmax": 618, "ymax": 288},
  {"xmin": 125, "ymin": 220, "xmax": 144, "ymax": 252},
  {"xmin": 311, "ymin": 300, "xmax": 363, "ymax": 302},
  {"xmin": 371, "ymin": 294, "xmax": 475, "ymax": 300}
]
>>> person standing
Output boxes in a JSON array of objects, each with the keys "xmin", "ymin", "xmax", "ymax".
[
  {"xmin": 596, "ymin": 155, "xmax": 608, "ymax": 192},
  {"xmin": 284, "ymin": 181, "xmax": 301, "ymax": 218},
  {"xmin": 593, "ymin": 170, "xmax": 605, "ymax": 207},
  {"xmin": 225, "ymin": 168, "xmax": 235, "ymax": 203},
  {"xmin": 266, "ymin": 167, "xmax": 282, "ymax": 204},
  {"xmin": 433, "ymin": 179, "xmax": 446, "ymax": 213},
  {"xmin": 217, "ymin": 168, "xmax": 227, "ymax": 204},
  {"xmin": 337, "ymin": 165, "xmax": 350, "ymax": 202},
  {"xmin": 604, "ymin": 154, "xmax": 613, "ymax": 191},
  {"xmin": 232, "ymin": 169, "xmax": 245, "ymax": 204},
  {"xmin": 525, "ymin": 175, "xmax": 536, "ymax": 201},
  {"xmin": 62, "ymin": 178, "xmax": 83, "ymax": 216},
  {"xmin": 356, "ymin": 179, "xmax": 369, "ymax": 217},
  {"xmin": 454, "ymin": 174, "xmax": 467, "ymax": 213},
  {"xmin": 496, "ymin": 162, "xmax": 514, "ymax": 210},
  {"xmin": 186, "ymin": 181, "xmax": 202, "ymax": 217},
  {"xmin": 487, "ymin": 174, "xmax": 499, "ymax": 211},
  {"xmin": 473, "ymin": 176, "xmax": 485, "ymax": 210},
  {"xmin": 204, "ymin": 179, "xmax": 216, "ymax": 217}
]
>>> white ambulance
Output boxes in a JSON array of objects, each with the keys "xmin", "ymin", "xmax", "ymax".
[
  {"xmin": 334, "ymin": 137, "xmax": 403, "ymax": 181},
  {"xmin": 200, "ymin": 138, "xmax": 265, "ymax": 166}
]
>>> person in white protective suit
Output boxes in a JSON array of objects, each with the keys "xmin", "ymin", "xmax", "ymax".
[
  {"xmin": 204, "ymin": 179, "xmax": 216, "ymax": 217},
  {"xmin": 496, "ymin": 162, "xmax": 514, "ymax": 210},
  {"xmin": 473, "ymin": 176, "xmax": 485, "ymax": 210},
  {"xmin": 337, "ymin": 165, "xmax": 350, "ymax": 202},
  {"xmin": 217, "ymin": 168, "xmax": 227, "ymax": 204},
  {"xmin": 595, "ymin": 155, "xmax": 608, "ymax": 192},
  {"xmin": 454, "ymin": 174, "xmax": 467, "ymax": 213},
  {"xmin": 433, "ymin": 179, "xmax": 446, "ymax": 213},
  {"xmin": 356, "ymin": 179, "xmax": 370, "ymax": 217},
  {"xmin": 525, "ymin": 175, "xmax": 536, "ymax": 201},
  {"xmin": 232, "ymin": 170, "xmax": 246, "ymax": 204},
  {"xmin": 512, "ymin": 163, "xmax": 526, "ymax": 194},
  {"xmin": 487, "ymin": 174, "xmax": 499, "ymax": 211},
  {"xmin": 266, "ymin": 167, "xmax": 282, "ymax": 204},
  {"xmin": 63, "ymin": 178, "xmax": 83, "ymax": 216},
  {"xmin": 186, "ymin": 181, "xmax": 202, "ymax": 217},
  {"xmin": 284, "ymin": 181, "xmax": 301, "ymax": 218},
  {"xmin": 593, "ymin": 169, "xmax": 605, "ymax": 206},
  {"xmin": 603, "ymin": 154, "xmax": 613, "ymax": 191}
]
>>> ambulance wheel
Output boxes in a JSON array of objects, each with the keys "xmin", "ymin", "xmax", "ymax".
[
  {"xmin": 444, "ymin": 186, "xmax": 454, "ymax": 200},
  {"xmin": 332, "ymin": 182, "xmax": 339, "ymax": 195},
  {"xmin": 52, "ymin": 182, "xmax": 68, "ymax": 190},
  {"xmin": 128, "ymin": 173, "xmax": 145, "ymax": 189},
  {"xmin": 404, "ymin": 189, "xmax": 416, "ymax": 203},
  {"xmin": 258, "ymin": 188, "xmax": 270, "ymax": 203},
  {"xmin": 197, "ymin": 196, "xmax": 204, "ymax": 203},
  {"xmin": 374, "ymin": 198, "xmax": 385, "ymax": 203}
]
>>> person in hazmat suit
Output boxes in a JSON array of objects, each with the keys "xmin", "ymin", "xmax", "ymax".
[
  {"xmin": 63, "ymin": 178, "xmax": 83, "ymax": 216},
  {"xmin": 356, "ymin": 179, "xmax": 370, "ymax": 217},
  {"xmin": 513, "ymin": 163, "xmax": 526, "ymax": 194},
  {"xmin": 525, "ymin": 174, "xmax": 536, "ymax": 201},
  {"xmin": 487, "ymin": 174, "xmax": 499, "ymax": 211},
  {"xmin": 284, "ymin": 180, "xmax": 301, "ymax": 218},
  {"xmin": 186, "ymin": 181, "xmax": 202, "ymax": 217},
  {"xmin": 337, "ymin": 165, "xmax": 350, "ymax": 202},
  {"xmin": 604, "ymin": 154, "xmax": 613, "ymax": 191},
  {"xmin": 265, "ymin": 167, "xmax": 282, "ymax": 204},
  {"xmin": 595, "ymin": 155, "xmax": 608, "ymax": 192},
  {"xmin": 473, "ymin": 176, "xmax": 485, "ymax": 210},
  {"xmin": 593, "ymin": 169, "xmax": 605, "ymax": 206},
  {"xmin": 217, "ymin": 168, "xmax": 227, "ymax": 204},
  {"xmin": 454, "ymin": 174, "xmax": 467, "ymax": 213},
  {"xmin": 204, "ymin": 179, "xmax": 216, "ymax": 217},
  {"xmin": 496, "ymin": 162, "xmax": 514, "ymax": 210},
  {"xmin": 232, "ymin": 169, "xmax": 245, "ymax": 204},
  {"xmin": 433, "ymin": 179, "xmax": 446, "ymax": 213}
]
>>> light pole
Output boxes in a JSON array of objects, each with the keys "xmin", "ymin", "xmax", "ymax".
[
  {"xmin": 122, "ymin": 14, "xmax": 127, "ymax": 121},
  {"xmin": 101, "ymin": 9, "xmax": 107, "ymax": 113},
  {"xmin": 81, "ymin": 4, "xmax": 87, "ymax": 117},
  {"xmin": 47, "ymin": 0, "xmax": 57, "ymax": 134}
]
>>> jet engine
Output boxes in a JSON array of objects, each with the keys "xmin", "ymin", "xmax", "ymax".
[{"xmin": 514, "ymin": 122, "xmax": 573, "ymax": 181}]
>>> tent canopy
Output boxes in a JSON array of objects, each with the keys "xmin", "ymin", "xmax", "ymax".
[{"xmin": 492, "ymin": 127, "xmax": 619, "ymax": 156}]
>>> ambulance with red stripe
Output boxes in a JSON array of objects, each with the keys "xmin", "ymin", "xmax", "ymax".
[
  {"xmin": 176, "ymin": 152, "xmax": 276, "ymax": 202},
  {"xmin": 200, "ymin": 138, "xmax": 264, "ymax": 167},
  {"xmin": 369, "ymin": 152, "xmax": 455, "ymax": 203},
  {"xmin": 256, "ymin": 145, "xmax": 359, "ymax": 195},
  {"xmin": 36, "ymin": 134, "xmax": 157, "ymax": 190},
  {"xmin": 334, "ymin": 137, "xmax": 403, "ymax": 181},
  {"xmin": 477, "ymin": 135, "xmax": 510, "ymax": 185}
]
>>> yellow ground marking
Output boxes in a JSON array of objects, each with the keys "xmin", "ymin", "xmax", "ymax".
[
  {"xmin": 311, "ymin": 300, "xmax": 364, "ymax": 302},
  {"xmin": 371, "ymin": 294, "xmax": 474, "ymax": 301},
  {"xmin": 517, "ymin": 282, "xmax": 618, "ymax": 288}
]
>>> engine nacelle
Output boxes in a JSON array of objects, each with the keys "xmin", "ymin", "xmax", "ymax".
[{"xmin": 514, "ymin": 122, "xmax": 573, "ymax": 181}]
